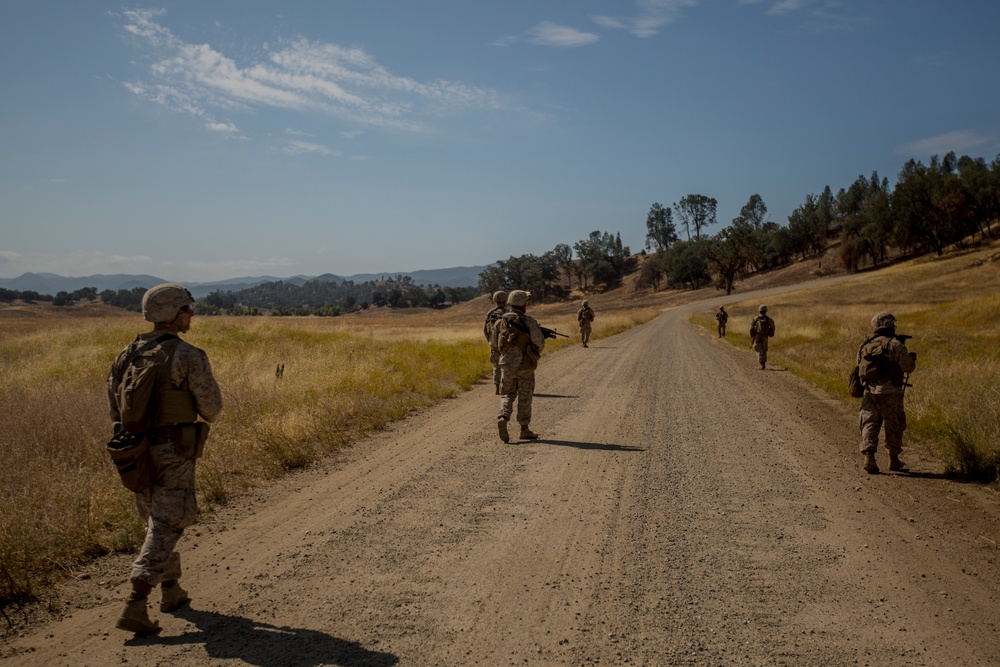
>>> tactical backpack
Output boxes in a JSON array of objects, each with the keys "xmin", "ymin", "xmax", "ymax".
[
  {"xmin": 111, "ymin": 333, "xmax": 183, "ymax": 434},
  {"xmin": 106, "ymin": 333, "xmax": 181, "ymax": 492},
  {"xmin": 752, "ymin": 316, "xmax": 775, "ymax": 337},
  {"xmin": 484, "ymin": 306, "xmax": 505, "ymax": 343},
  {"xmin": 495, "ymin": 312, "xmax": 540, "ymax": 370},
  {"xmin": 859, "ymin": 335, "xmax": 903, "ymax": 386}
]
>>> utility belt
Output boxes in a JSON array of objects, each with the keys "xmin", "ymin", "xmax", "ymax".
[{"xmin": 149, "ymin": 421, "xmax": 211, "ymax": 458}]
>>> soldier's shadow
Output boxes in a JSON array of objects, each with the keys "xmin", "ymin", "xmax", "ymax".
[
  {"xmin": 538, "ymin": 439, "xmax": 645, "ymax": 452},
  {"xmin": 132, "ymin": 607, "xmax": 398, "ymax": 667}
]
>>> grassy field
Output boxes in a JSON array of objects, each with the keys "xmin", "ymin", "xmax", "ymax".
[
  {"xmin": 4, "ymin": 235, "xmax": 993, "ymax": 614},
  {"xmin": 0, "ymin": 305, "xmax": 658, "ymax": 611},
  {"xmin": 692, "ymin": 239, "xmax": 1000, "ymax": 481}
]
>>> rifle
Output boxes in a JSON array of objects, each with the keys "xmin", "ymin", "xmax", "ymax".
[
  {"xmin": 894, "ymin": 334, "xmax": 915, "ymax": 394},
  {"xmin": 540, "ymin": 326, "xmax": 569, "ymax": 340}
]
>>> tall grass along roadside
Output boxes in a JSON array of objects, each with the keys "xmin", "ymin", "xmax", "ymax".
[
  {"xmin": 0, "ymin": 317, "xmax": 489, "ymax": 615},
  {"xmin": 692, "ymin": 241, "xmax": 1000, "ymax": 482}
]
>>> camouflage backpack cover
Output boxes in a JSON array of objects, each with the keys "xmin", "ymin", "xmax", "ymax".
[
  {"xmin": 752, "ymin": 315, "xmax": 775, "ymax": 337},
  {"xmin": 859, "ymin": 335, "xmax": 904, "ymax": 386},
  {"xmin": 106, "ymin": 333, "xmax": 181, "ymax": 492},
  {"xmin": 495, "ymin": 311, "xmax": 540, "ymax": 370}
]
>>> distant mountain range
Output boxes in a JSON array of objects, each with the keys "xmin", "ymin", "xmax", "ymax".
[{"xmin": 0, "ymin": 266, "xmax": 487, "ymax": 299}]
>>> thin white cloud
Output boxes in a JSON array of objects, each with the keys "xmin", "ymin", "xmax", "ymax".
[
  {"xmin": 206, "ymin": 120, "xmax": 239, "ymax": 134},
  {"xmin": 118, "ymin": 8, "xmax": 500, "ymax": 133},
  {"xmin": 896, "ymin": 130, "xmax": 993, "ymax": 158},
  {"xmin": 757, "ymin": 0, "xmax": 868, "ymax": 31},
  {"xmin": 527, "ymin": 22, "xmax": 600, "ymax": 48},
  {"xmin": 0, "ymin": 251, "xmax": 23, "ymax": 265},
  {"xmin": 593, "ymin": 0, "xmax": 700, "ymax": 38},
  {"xmin": 767, "ymin": 0, "xmax": 808, "ymax": 16},
  {"xmin": 341, "ymin": 130, "xmax": 364, "ymax": 139},
  {"xmin": 282, "ymin": 140, "xmax": 341, "ymax": 157}
]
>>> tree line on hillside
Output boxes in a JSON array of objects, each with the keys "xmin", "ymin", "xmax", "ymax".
[
  {"xmin": 3, "ymin": 279, "xmax": 480, "ymax": 316},
  {"xmin": 1, "ymin": 286, "xmax": 101, "ymax": 306},
  {"xmin": 197, "ymin": 277, "xmax": 478, "ymax": 316},
  {"xmin": 477, "ymin": 231, "xmax": 636, "ymax": 298},
  {"xmin": 480, "ymin": 151, "xmax": 999, "ymax": 299}
]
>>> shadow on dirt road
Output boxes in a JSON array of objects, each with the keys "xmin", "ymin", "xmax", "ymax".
[{"xmin": 126, "ymin": 607, "xmax": 398, "ymax": 667}]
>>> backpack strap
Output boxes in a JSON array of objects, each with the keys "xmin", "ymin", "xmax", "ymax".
[{"xmin": 115, "ymin": 333, "xmax": 179, "ymax": 380}]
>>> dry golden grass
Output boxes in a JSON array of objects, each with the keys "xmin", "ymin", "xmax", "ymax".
[
  {"xmin": 692, "ymin": 240, "xmax": 1000, "ymax": 481},
  {"xmin": 0, "ymin": 304, "xmax": 662, "ymax": 608},
  {"xmin": 0, "ymin": 314, "xmax": 490, "ymax": 606}
]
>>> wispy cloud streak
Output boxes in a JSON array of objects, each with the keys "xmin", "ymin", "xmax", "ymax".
[
  {"xmin": 528, "ymin": 22, "xmax": 600, "ymax": 47},
  {"xmin": 593, "ymin": 0, "xmax": 700, "ymax": 38},
  {"xmin": 118, "ymin": 8, "xmax": 500, "ymax": 133},
  {"xmin": 896, "ymin": 130, "xmax": 993, "ymax": 158}
]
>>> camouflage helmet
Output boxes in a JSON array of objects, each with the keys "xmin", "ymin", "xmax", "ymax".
[
  {"xmin": 508, "ymin": 290, "xmax": 531, "ymax": 308},
  {"xmin": 492, "ymin": 290, "xmax": 508, "ymax": 304},
  {"xmin": 582, "ymin": 300, "xmax": 589, "ymax": 307},
  {"xmin": 142, "ymin": 283, "xmax": 194, "ymax": 323},
  {"xmin": 871, "ymin": 312, "xmax": 896, "ymax": 333},
  {"xmin": 758, "ymin": 305, "xmax": 767, "ymax": 314}
]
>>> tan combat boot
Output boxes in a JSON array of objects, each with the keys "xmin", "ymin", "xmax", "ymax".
[
  {"xmin": 116, "ymin": 581, "xmax": 159, "ymax": 634},
  {"xmin": 160, "ymin": 581, "xmax": 190, "ymax": 613},
  {"xmin": 863, "ymin": 453, "xmax": 880, "ymax": 475},
  {"xmin": 519, "ymin": 425, "xmax": 539, "ymax": 440},
  {"xmin": 889, "ymin": 456, "xmax": 906, "ymax": 472},
  {"xmin": 497, "ymin": 418, "xmax": 509, "ymax": 443}
]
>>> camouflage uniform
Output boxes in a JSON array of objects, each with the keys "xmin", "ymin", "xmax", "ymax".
[
  {"xmin": 483, "ymin": 291, "xmax": 508, "ymax": 392},
  {"xmin": 492, "ymin": 291, "xmax": 545, "ymax": 438},
  {"xmin": 109, "ymin": 283, "xmax": 222, "ymax": 634},
  {"xmin": 577, "ymin": 302, "xmax": 595, "ymax": 347},
  {"xmin": 715, "ymin": 306, "xmax": 728, "ymax": 337},
  {"xmin": 857, "ymin": 313, "xmax": 916, "ymax": 467},
  {"xmin": 109, "ymin": 333, "xmax": 223, "ymax": 587},
  {"xmin": 750, "ymin": 306, "xmax": 775, "ymax": 369}
]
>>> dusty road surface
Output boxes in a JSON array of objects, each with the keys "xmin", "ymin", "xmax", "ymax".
[{"xmin": 3, "ymin": 286, "xmax": 999, "ymax": 666}]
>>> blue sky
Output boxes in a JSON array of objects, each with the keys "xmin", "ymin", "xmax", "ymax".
[{"xmin": 2, "ymin": 1, "xmax": 997, "ymax": 282}]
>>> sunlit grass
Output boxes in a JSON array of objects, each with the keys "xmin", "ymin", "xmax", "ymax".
[
  {"xmin": 0, "ymin": 315, "xmax": 490, "ymax": 608},
  {"xmin": 692, "ymin": 240, "xmax": 1000, "ymax": 481},
  {"xmin": 1, "ymin": 305, "xmax": 660, "ymax": 609}
]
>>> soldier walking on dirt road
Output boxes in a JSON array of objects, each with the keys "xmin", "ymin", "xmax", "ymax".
[
  {"xmin": 749, "ymin": 305, "xmax": 775, "ymax": 369},
  {"xmin": 856, "ymin": 312, "xmax": 917, "ymax": 474},
  {"xmin": 577, "ymin": 300, "xmax": 595, "ymax": 347},
  {"xmin": 491, "ymin": 290, "xmax": 545, "ymax": 443},
  {"xmin": 716, "ymin": 306, "xmax": 728, "ymax": 337},
  {"xmin": 483, "ymin": 291, "xmax": 508, "ymax": 394},
  {"xmin": 107, "ymin": 283, "xmax": 222, "ymax": 635}
]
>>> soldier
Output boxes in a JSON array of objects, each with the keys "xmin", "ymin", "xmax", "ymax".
[
  {"xmin": 483, "ymin": 291, "xmax": 508, "ymax": 394},
  {"xmin": 715, "ymin": 306, "xmax": 728, "ymax": 337},
  {"xmin": 577, "ymin": 300, "xmax": 595, "ymax": 347},
  {"xmin": 108, "ymin": 283, "xmax": 223, "ymax": 634},
  {"xmin": 491, "ymin": 290, "xmax": 546, "ymax": 443},
  {"xmin": 749, "ymin": 305, "xmax": 775, "ymax": 369},
  {"xmin": 857, "ymin": 312, "xmax": 917, "ymax": 474}
]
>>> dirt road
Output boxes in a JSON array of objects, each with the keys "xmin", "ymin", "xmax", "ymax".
[{"xmin": 4, "ymin": 286, "xmax": 999, "ymax": 666}]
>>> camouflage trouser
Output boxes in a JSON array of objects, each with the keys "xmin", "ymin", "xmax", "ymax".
[
  {"xmin": 490, "ymin": 348, "xmax": 501, "ymax": 385},
  {"xmin": 498, "ymin": 364, "xmax": 536, "ymax": 426},
  {"xmin": 859, "ymin": 392, "xmax": 907, "ymax": 456},
  {"xmin": 580, "ymin": 322, "xmax": 592, "ymax": 345},
  {"xmin": 130, "ymin": 440, "xmax": 198, "ymax": 586},
  {"xmin": 717, "ymin": 321, "xmax": 726, "ymax": 337},
  {"xmin": 752, "ymin": 335, "xmax": 768, "ymax": 364}
]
